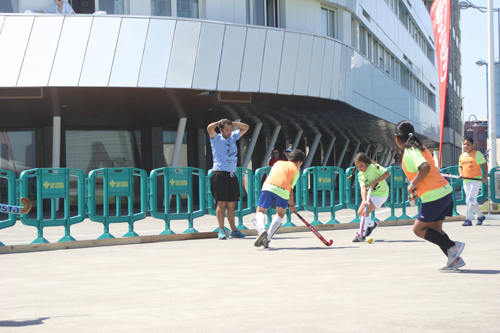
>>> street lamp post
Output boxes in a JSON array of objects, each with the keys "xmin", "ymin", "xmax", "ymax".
[
  {"xmin": 458, "ymin": 0, "xmax": 498, "ymax": 168},
  {"xmin": 476, "ymin": 59, "xmax": 489, "ymax": 126}
]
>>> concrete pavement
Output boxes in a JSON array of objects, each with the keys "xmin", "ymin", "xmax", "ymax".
[{"xmin": 1, "ymin": 205, "xmax": 500, "ymax": 332}]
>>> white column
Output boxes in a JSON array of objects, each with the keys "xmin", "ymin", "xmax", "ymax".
[
  {"xmin": 488, "ymin": 0, "xmax": 497, "ymax": 167},
  {"xmin": 303, "ymin": 133, "xmax": 321, "ymax": 169},
  {"xmin": 52, "ymin": 116, "xmax": 61, "ymax": 211},
  {"xmin": 336, "ymin": 139, "xmax": 350, "ymax": 167},
  {"xmin": 348, "ymin": 140, "xmax": 361, "ymax": 167},
  {"xmin": 292, "ymin": 130, "xmax": 303, "ymax": 150},
  {"xmin": 322, "ymin": 136, "xmax": 336, "ymax": 166},
  {"xmin": 261, "ymin": 125, "xmax": 281, "ymax": 168},
  {"xmin": 364, "ymin": 143, "xmax": 371, "ymax": 154},
  {"xmin": 242, "ymin": 122, "xmax": 262, "ymax": 168},
  {"xmin": 170, "ymin": 118, "xmax": 187, "ymax": 167}
]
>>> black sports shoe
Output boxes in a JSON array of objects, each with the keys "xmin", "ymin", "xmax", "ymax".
[
  {"xmin": 365, "ymin": 222, "xmax": 378, "ymax": 237},
  {"xmin": 352, "ymin": 234, "xmax": 365, "ymax": 242}
]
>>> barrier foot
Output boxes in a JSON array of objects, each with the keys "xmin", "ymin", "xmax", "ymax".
[
  {"xmin": 237, "ymin": 225, "xmax": 249, "ymax": 230},
  {"xmin": 58, "ymin": 235, "xmax": 77, "ymax": 242},
  {"xmin": 349, "ymin": 218, "xmax": 361, "ymax": 223},
  {"xmin": 0, "ymin": 240, "xmax": 4, "ymax": 246},
  {"xmin": 384, "ymin": 216, "xmax": 398, "ymax": 221},
  {"xmin": 97, "ymin": 232, "xmax": 115, "ymax": 240},
  {"xmin": 325, "ymin": 219, "xmax": 339, "ymax": 224},
  {"xmin": 31, "ymin": 237, "xmax": 49, "ymax": 244},
  {"xmin": 398, "ymin": 214, "xmax": 411, "ymax": 219},
  {"xmin": 123, "ymin": 231, "xmax": 139, "ymax": 237},
  {"xmin": 310, "ymin": 220, "xmax": 323, "ymax": 225},
  {"xmin": 183, "ymin": 228, "xmax": 199, "ymax": 234},
  {"xmin": 371, "ymin": 217, "xmax": 380, "ymax": 222},
  {"xmin": 281, "ymin": 222, "xmax": 296, "ymax": 227},
  {"xmin": 160, "ymin": 229, "xmax": 175, "ymax": 235}
]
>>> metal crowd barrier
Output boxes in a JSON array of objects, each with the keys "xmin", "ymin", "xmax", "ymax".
[
  {"xmin": 0, "ymin": 170, "xmax": 20, "ymax": 246},
  {"xmin": 385, "ymin": 166, "xmax": 411, "ymax": 220}
]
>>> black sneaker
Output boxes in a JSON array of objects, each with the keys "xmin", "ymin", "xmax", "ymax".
[
  {"xmin": 352, "ymin": 234, "xmax": 365, "ymax": 242},
  {"xmin": 365, "ymin": 222, "xmax": 378, "ymax": 237}
]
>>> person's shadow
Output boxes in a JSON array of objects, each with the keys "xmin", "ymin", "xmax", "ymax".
[
  {"xmin": 453, "ymin": 269, "xmax": 500, "ymax": 274},
  {"xmin": 0, "ymin": 317, "xmax": 49, "ymax": 327}
]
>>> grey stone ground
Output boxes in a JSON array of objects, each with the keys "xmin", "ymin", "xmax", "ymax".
[{"xmin": 1, "ymin": 205, "xmax": 500, "ymax": 333}]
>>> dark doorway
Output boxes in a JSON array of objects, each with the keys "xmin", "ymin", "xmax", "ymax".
[{"xmin": 69, "ymin": 0, "xmax": 95, "ymax": 14}]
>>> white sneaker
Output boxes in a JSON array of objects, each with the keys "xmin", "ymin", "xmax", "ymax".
[
  {"xmin": 446, "ymin": 241, "xmax": 465, "ymax": 266},
  {"xmin": 439, "ymin": 257, "xmax": 466, "ymax": 271},
  {"xmin": 254, "ymin": 231, "xmax": 268, "ymax": 247}
]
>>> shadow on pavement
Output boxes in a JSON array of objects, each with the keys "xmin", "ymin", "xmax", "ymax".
[
  {"xmin": 456, "ymin": 269, "xmax": 500, "ymax": 274},
  {"xmin": 0, "ymin": 317, "xmax": 49, "ymax": 327},
  {"xmin": 265, "ymin": 246, "xmax": 356, "ymax": 251}
]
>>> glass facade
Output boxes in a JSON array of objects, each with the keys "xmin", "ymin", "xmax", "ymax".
[
  {"xmin": 66, "ymin": 130, "xmax": 139, "ymax": 175},
  {"xmin": 0, "ymin": 131, "xmax": 36, "ymax": 176}
]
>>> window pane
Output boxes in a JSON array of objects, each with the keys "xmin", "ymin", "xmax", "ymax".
[
  {"xmin": 177, "ymin": 0, "xmax": 198, "ymax": 18},
  {"xmin": 66, "ymin": 131, "xmax": 137, "ymax": 175},
  {"xmin": 0, "ymin": 0, "xmax": 15, "ymax": 13},
  {"xmin": 253, "ymin": 0, "xmax": 265, "ymax": 26},
  {"xmin": 0, "ymin": 131, "xmax": 36, "ymax": 176},
  {"xmin": 266, "ymin": 0, "xmax": 276, "ymax": 27},
  {"xmin": 321, "ymin": 9, "xmax": 328, "ymax": 36},
  {"xmin": 154, "ymin": 0, "xmax": 171, "ymax": 16},
  {"xmin": 99, "ymin": 0, "xmax": 124, "ymax": 14},
  {"xmin": 329, "ymin": 10, "xmax": 335, "ymax": 38}
]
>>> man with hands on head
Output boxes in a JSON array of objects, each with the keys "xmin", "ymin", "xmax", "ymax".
[{"xmin": 207, "ymin": 119, "xmax": 250, "ymax": 240}]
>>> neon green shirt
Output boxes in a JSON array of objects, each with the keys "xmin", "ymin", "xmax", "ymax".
[
  {"xmin": 357, "ymin": 163, "xmax": 389, "ymax": 197},
  {"xmin": 459, "ymin": 150, "xmax": 487, "ymax": 184},
  {"xmin": 403, "ymin": 148, "xmax": 452, "ymax": 203}
]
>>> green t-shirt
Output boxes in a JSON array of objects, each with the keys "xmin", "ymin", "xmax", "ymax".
[
  {"xmin": 459, "ymin": 150, "xmax": 487, "ymax": 184},
  {"xmin": 403, "ymin": 147, "xmax": 452, "ymax": 203},
  {"xmin": 262, "ymin": 171, "xmax": 300, "ymax": 199},
  {"xmin": 357, "ymin": 163, "xmax": 389, "ymax": 197}
]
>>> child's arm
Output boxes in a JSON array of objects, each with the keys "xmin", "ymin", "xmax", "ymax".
[
  {"xmin": 481, "ymin": 162, "xmax": 488, "ymax": 183},
  {"xmin": 458, "ymin": 165, "xmax": 463, "ymax": 177},
  {"xmin": 369, "ymin": 171, "xmax": 390, "ymax": 189}
]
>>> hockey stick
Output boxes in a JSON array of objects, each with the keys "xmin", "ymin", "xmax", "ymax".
[
  {"xmin": 357, "ymin": 187, "xmax": 372, "ymax": 241},
  {"xmin": 440, "ymin": 173, "xmax": 483, "ymax": 181},
  {"xmin": 0, "ymin": 197, "xmax": 31, "ymax": 215},
  {"xmin": 294, "ymin": 212, "xmax": 333, "ymax": 246}
]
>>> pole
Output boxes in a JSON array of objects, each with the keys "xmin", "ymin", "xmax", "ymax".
[
  {"xmin": 488, "ymin": 0, "xmax": 497, "ymax": 168},
  {"xmin": 451, "ymin": 2, "xmax": 456, "ymax": 166}
]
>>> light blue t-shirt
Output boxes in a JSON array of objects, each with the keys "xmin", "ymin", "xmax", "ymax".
[{"xmin": 210, "ymin": 130, "xmax": 240, "ymax": 172}]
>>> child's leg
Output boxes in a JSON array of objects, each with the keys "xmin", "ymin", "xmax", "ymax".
[
  {"xmin": 469, "ymin": 181, "xmax": 484, "ymax": 218},
  {"xmin": 464, "ymin": 182, "xmax": 474, "ymax": 221},
  {"xmin": 267, "ymin": 215, "xmax": 283, "ymax": 241}
]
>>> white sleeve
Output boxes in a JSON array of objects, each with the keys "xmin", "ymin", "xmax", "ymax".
[
  {"xmin": 64, "ymin": 2, "xmax": 74, "ymax": 13},
  {"xmin": 44, "ymin": 4, "xmax": 58, "ymax": 13}
]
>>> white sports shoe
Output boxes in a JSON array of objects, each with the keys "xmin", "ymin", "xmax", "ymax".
[
  {"xmin": 446, "ymin": 241, "xmax": 465, "ymax": 266},
  {"xmin": 254, "ymin": 231, "xmax": 268, "ymax": 247},
  {"xmin": 439, "ymin": 257, "xmax": 466, "ymax": 271}
]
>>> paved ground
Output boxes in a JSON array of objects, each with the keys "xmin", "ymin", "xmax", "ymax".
[{"xmin": 1, "ymin": 205, "xmax": 500, "ymax": 332}]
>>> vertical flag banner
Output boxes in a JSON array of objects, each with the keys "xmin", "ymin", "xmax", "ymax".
[{"xmin": 431, "ymin": 0, "xmax": 450, "ymax": 167}]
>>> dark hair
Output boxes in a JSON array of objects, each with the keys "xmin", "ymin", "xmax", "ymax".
[
  {"xmin": 463, "ymin": 136, "xmax": 474, "ymax": 145},
  {"xmin": 219, "ymin": 119, "xmax": 232, "ymax": 130},
  {"xmin": 289, "ymin": 149, "xmax": 305, "ymax": 162},
  {"xmin": 395, "ymin": 120, "xmax": 425, "ymax": 152},
  {"xmin": 348, "ymin": 152, "xmax": 376, "ymax": 181}
]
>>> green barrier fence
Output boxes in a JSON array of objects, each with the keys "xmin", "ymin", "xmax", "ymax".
[
  {"xmin": 385, "ymin": 166, "xmax": 411, "ymax": 220},
  {"xmin": 0, "ymin": 170, "xmax": 20, "ymax": 246},
  {"xmin": 301, "ymin": 166, "xmax": 344, "ymax": 225},
  {"xmin": 87, "ymin": 168, "xmax": 148, "ymax": 239},
  {"xmin": 19, "ymin": 168, "xmax": 86, "ymax": 244},
  {"xmin": 253, "ymin": 167, "xmax": 302, "ymax": 228},
  {"xmin": 207, "ymin": 168, "xmax": 254, "ymax": 231},
  {"xmin": 440, "ymin": 166, "xmax": 465, "ymax": 216},
  {"xmin": 149, "ymin": 167, "xmax": 206, "ymax": 234},
  {"xmin": 489, "ymin": 166, "xmax": 500, "ymax": 204}
]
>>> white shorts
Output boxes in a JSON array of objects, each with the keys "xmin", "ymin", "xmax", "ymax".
[{"xmin": 370, "ymin": 196, "xmax": 388, "ymax": 209}]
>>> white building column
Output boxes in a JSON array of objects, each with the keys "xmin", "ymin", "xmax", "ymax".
[
  {"xmin": 348, "ymin": 140, "xmax": 361, "ymax": 168},
  {"xmin": 243, "ymin": 121, "xmax": 262, "ymax": 169},
  {"xmin": 261, "ymin": 125, "xmax": 281, "ymax": 168},
  {"xmin": 322, "ymin": 136, "xmax": 336, "ymax": 166},
  {"xmin": 171, "ymin": 118, "xmax": 187, "ymax": 167},
  {"xmin": 336, "ymin": 139, "xmax": 350, "ymax": 167},
  {"xmin": 303, "ymin": 133, "xmax": 321, "ymax": 169},
  {"xmin": 292, "ymin": 130, "xmax": 303, "ymax": 150}
]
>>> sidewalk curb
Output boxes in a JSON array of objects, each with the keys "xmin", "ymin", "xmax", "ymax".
[{"xmin": 0, "ymin": 216, "xmax": 465, "ymax": 255}]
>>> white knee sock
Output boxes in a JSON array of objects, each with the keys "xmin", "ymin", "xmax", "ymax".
[
  {"xmin": 364, "ymin": 217, "xmax": 373, "ymax": 233},
  {"xmin": 255, "ymin": 212, "xmax": 266, "ymax": 233},
  {"xmin": 473, "ymin": 204, "xmax": 484, "ymax": 218},
  {"xmin": 267, "ymin": 216, "xmax": 283, "ymax": 241}
]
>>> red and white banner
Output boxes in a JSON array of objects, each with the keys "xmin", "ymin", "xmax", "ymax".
[{"xmin": 431, "ymin": 0, "xmax": 450, "ymax": 167}]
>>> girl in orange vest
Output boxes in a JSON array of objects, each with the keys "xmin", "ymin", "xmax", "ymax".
[
  {"xmin": 253, "ymin": 149, "xmax": 305, "ymax": 248},
  {"xmin": 395, "ymin": 121, "xmax": 465, "ymax": 270},
  {"xmin": 459, "ymin": 137, "xmax": 488, "ymax": 226}
]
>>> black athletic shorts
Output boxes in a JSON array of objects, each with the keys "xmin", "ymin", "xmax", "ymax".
[{"xmin": 210, "ymin": 171, "xmax": 240, "ymax": 203}]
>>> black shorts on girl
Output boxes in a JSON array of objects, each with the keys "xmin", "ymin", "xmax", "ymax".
[
  {"xmin": 417, "ymin": 192, "xmax": 453, "ymax": 222},
  {"xmin": 210, "ymin": 171, "xmax": 240, "ymax": 202}
]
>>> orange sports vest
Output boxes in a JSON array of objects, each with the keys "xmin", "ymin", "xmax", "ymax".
[
  {"xmin": 265, "ymin": 161, "xmax": 299, "ymax": 192},
  {"xmin": 402, "ymin": 148, "xmax": 448, "ymax": 197},
  {"xmin": 459, "ymin": 151, "xmax": 482, "ymax": 179}
]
